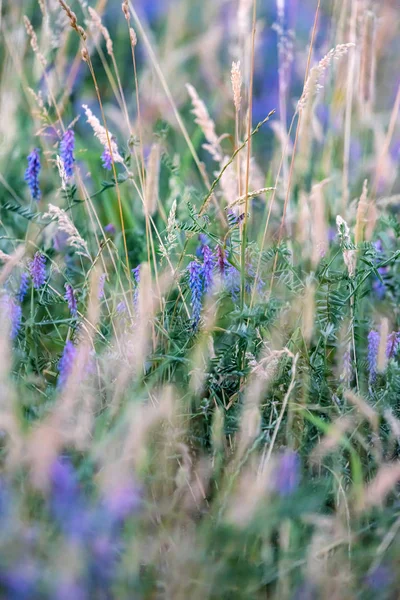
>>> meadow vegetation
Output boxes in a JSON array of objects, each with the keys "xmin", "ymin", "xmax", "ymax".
[{"xmin": 0, "ymin": 0, "xmax": 399, "ymax": 597}]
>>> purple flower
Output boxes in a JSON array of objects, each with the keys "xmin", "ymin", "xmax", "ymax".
[
  {"xmin": 60, "ymin": 129, "xmax": 75, "ymax": 178},
  {"xmin": 132, "ymin": 265, "xmax": 141, "ymax": 309},
  {"xmin": 202, "ymin": 245, "xmax": 215, "ymax": 294},
  {"xmin": 98, "ymin": 274, "xmax": 106, "ymax": 300},
  {"xmin": 1, "ymin": 295, "xmax": 22, "ymax": 339},
  {"xmin": 50, "ymin": 456, "xmax": 90, "ymax": 539},
  {"xmin": 29, "ymin": 252, "xmax": 46, "ymax": 289},
  {"xmin": 368, "ymin": 330, "xmax": 380, "ymax": 383},
  {"xmin": 104, "ymin": 223, "xmax": 116, "ymax": 235},
  {"xmin": 196, "ymin": 234, "xmax": 209, "ymax": 257},
  {"xmin": 386, "ymin": 332, "xmax": 400, "ymax": 360},
  {"xmin": 10, "ymin": 301, "xmax": 22, "ymax": 339},
  {"xmin": 273, "ymin": 450, "xmax": 300, "ymax": 497},
  {"xmin": 17, "ymin": 272, "xmax": 29, "ymax": 302},
  {"xmin": 101, "ymin": 148, "xmax": 112, "ymax": 170},
  {"xmin": 104, "ymin": 482, "xmax": 141, "ymax": 522},
  {"xmin": 24, "ymin": 148, "xmax": 41, "ymax": 201},
  {"xmin": 365, "ymin": 564, "xmax": 394, "ymax": 591},
  {"xmin": 64, "ymin": 283, "xmax": 77, "ymax": 317},
  {"xmin": 188, "ymin": 261, "xmax": 203, "ymax": 329},
  {"xmin": 58, "ymin": 340, "xmax": 77, "ymax": 388}
]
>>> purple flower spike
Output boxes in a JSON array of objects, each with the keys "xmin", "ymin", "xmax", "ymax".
[
  {"xmin": 58, "ymin": 341, "xmax": 77, "ymax": 388},
  {"xmin": 29, "ymin": 252, "xmax": 46, "ymax": 289},
  {"xmin": 386, "ymin": 332, "xmax": 400, "ymax": 360},
  {"xmin": 132, "ymin": 265, "xmax": 141, "ymax": 309},
  {"xmin": 64, "ymin": 283, "xmax": 77, "ymax": 317},
  {"xmin": 104, "ymin": 223, "xmax": 116, "ymax": 235},
  {"xmin": 202, "ymin": 245, "xmax": 215, "ymax": 294},
  {"xmin": 60, "ymin": 130, "xmax": 75, "ymax": 178},
  {"xmin": 365, "ymin": 564, "xmax": 394, "ymax": 592},
  {"xmin": 25, "ymin": 148, "xmax": 41, "ymax": 201},
  {"xmin": 188, "ymin": 261, "xmax": 203, "ymax": 329},
  {"xmin": 98, "ymin": 273, "xmax": 106, "ymax": 300},
  {"xmin": 101, "ymin": 148, "xmax": 112, "ymax": 170},
  {"xmin": 273, "ymin": 450, "xmax": 301, "ymax": 497},
  {"xmin": 17, "ymin": 272, "xmax": 30, "ymax": 303},
  {"xmin": 10, "ymin": 302, "xmax": 22, "ymax": 340},
  {"xmin": 368, "ymin": 330, "xmax": 380, "ymax": 383}
]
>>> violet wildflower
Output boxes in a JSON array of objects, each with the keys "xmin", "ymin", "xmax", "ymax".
[
  {"xmin": 104, "ymin": 223, "xmax": 116, "ymax": 235},
  {"xmin": 132, "ymin": 265, "xmax": 141, "ymax": 309},
  {"xmin": 273, "ymin": 449, "xmax": 301, "ymax": 497},
  {"xmin": 59, "ymin": 129, "xmax": 75, "ymax": 178},
  {"xmin": 386, "ymin": 331, "xmax": 400, "ymax": 360},
  {"xmin": 29, "ymin": 252, "xmax": 46, "ymax": 289},
  {"xmin": 188, "ymin": 260, "xmax": 203, "ymax": 329},
  {"xmin": 10, "ymin": 301, "xmax": 22, "ymax": 339},
  {"xmin": 58, "ymin": 340, "xmax": 77, "ymax": 388},
  {"xmin": 202, "ymin": 244, "xmax": 214, "ymax": 293},
  {"xmin": 24, "ymin": 148, "xmax": 41, "ymax": 201},
  {"xmin": 373, "ymin": 240, "xmax": 388, "ymax": 298},
  {"xmin": 17, "ymin": 272, "xmax": 29, "ymax": 302},
  {"xmin": 0, "ymin": 295, "xmax": 21, "ymax": 339},
  {"xmin": 216, "ymin": 246, "xmax": 226, "ymax": 275},
  {"xmin": 101, "ymin": 148, "xmax": 112, "ymax": 170},
  {"xmin": 196, "ymin": 233, "xmax": 209, "ymax": 258},
  {"xmin": 64, "ymin": 283, "xmax": 77, "ymax": 317},
  {"xmin": 365, "ymin": 564, "xmax": 394, "ymax": 592},
  {"xmin": 98, "ymin": 273, "xmax": 106, "ymax": 300},
  {"xmin": 368, "ymin": 329, "xmax": 380, "ymax": 383}
]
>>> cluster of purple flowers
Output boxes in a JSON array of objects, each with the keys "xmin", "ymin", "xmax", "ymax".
[
  {"xmin": 273, "ymin": 449, "xmax": 301, "ymax": 497},
  {"xmin": 132, "ymin": 265, "xmax": 141, "ymax": 309},
  {"xmin": 29, "ymin": 252, "xmax": 46, "ymax": 289},
  {"xmin": 188, "ymin": 260, "xmax": 204, "ymax": 329},
  {"xmin": 0, "ymin": 295, "xmax": 22, "ymax": 340},
  {"xmin": 25, "ymin": 148, "xmax": 41, "ymax": 201},
  {"xmin": 64, "ymin": 284, "xmax": 78, "ymax": 317},
  {"xmin": 101, "ymin": 149, "xmax": 113, "ymax": 171},
  {"xmin": 59, "ymin": 129, "xmax": 75, "ymax": 179},
  {"xmin": 373, "ymin": 240, "xmax": 389, "ymax": 299},
  {"xmin": 368, "ymin": 328, "xmax": 400, "ymax": 383},
  {"xmin": 17, "ymin": 272, "xmax": 30, "ymax": 303},
  {"xmin": 58, "ymin": 340, "xmax": 77, "ymax": 389}
]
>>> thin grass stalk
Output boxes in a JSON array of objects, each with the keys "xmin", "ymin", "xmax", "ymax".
[{"xmin": 240, "ymin": 0, "xmax": 257, "ymax": 308}]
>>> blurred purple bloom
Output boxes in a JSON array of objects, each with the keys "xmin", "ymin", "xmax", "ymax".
[
  {"xmin": 386, "ymin": 332, "xmax": 400, "ymax": 359},
  {"xmin": 53, "ymin": 230, "xmax": 69, "ymax": 253},
  {"xmin": 274, "ymin": 450, "xmax": 301, "ymax": 497},
  {"xmin": 60, "ymin": 129, "xmax": 75, "ymax": 178},
  {"xmin": 188, "ymin": 261, "xmax": 203, "ymax": 329},
  {"xmin": 104, "ymin": 223, "xmax": 116, "ymax": 235},
  {"xmin": 196, "ymin": 233, "xmax": 209, "ymax": 257},
  {"xmin": 365, "ymin": 564, "xmax": 394, "ymax": 591},
  {"xmin": 101, "ymin": 148, "xmax": 112, "ymax": 170},
  {"xmin": 17, "ymin": 272, "xmax": 29, "ymax": 302},
  {"xmin": 0, "ymin": 562, "xmax": 39, "ymax": 600},
  {"xmin": 0, "ymin": 294, "xmax": 22, "ymax": 339},
  {"xmin": 24, "ymin": 148, "xmax": 41, "ymax": 201},
  {"xmin": 373, "ymin": 240, "xmax": 388, "ymax": 299},
  {"xmin": 50, "ymin": 456, "xmax": 89, "ymax": 539},
  {"xmin": 10, "ymin": 301, "xmax": 22, "ymax": 339},
  {"xmin": 98, "ymin": 273, "xmax": 106, "ymax": 300},
  {"xmin": 368, "ymin": 330, "xmax": 380, "ymax": 383},
  {"xmin": 64, "ymin": 283, "xmax": 78, "ymax": 317},
  {"xmin": 202, "ymin": 244, "xmax": 215, "ymax": 294},
  {"xmin": 104, "ymin": 483, "xmax": 141, "ymax": 522},
  {"xmin": 58, "ymin": 341, "xmax": 76, "ymax": 388},
  {"xmin": 117, "ymin": 301, "xmax": 126, "ymax": 314},
  {"xmin": 29, "ymin": 252, "xmax": 46, "ymax": 289},
  {"xmin": 132, "ymin": 265, "xmax": 141, "ymax": 309}
]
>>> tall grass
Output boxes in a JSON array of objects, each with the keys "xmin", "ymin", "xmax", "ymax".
[{"xmin": 0, "ymin": 0, "xmax": 399, "ymax": 597}]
